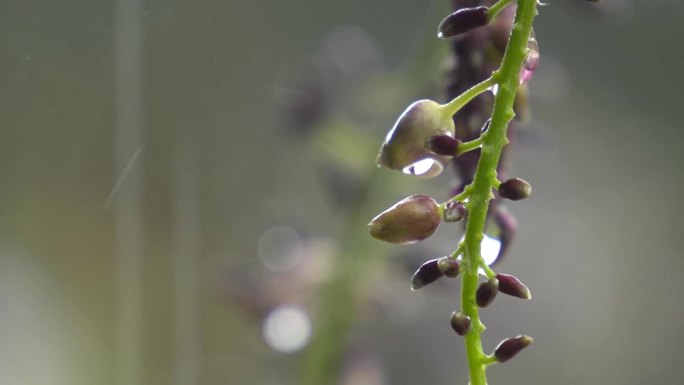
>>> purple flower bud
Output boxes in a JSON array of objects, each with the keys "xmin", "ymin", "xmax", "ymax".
[
  {"xmin": 377, "ymin": 100, "xmax": 455, "ymax": 178},
  {"xmin": 498, "ymin": 178, "xmax": 532, "ymax": 201},
  {"xmin": 437, "ymin": 257, "xmax": 460, "ymax": 278},
  {"xmin": 476, "ymin": 278, "xmax": 499, "ymax": 308},
  {"xmin": 425, "ymin": 135, "xmax": 460, "ymax": 156},
  {"xmin": 450, "ymin": 311, "xmax": 471, "ymax": 336},
  {"xmin": 494, "ymin": 335, "xmax": 534, "ymax": 363},
  {"xmin": 369, "ymin": 195, "xmax": 441, "ymax": 244},
  {"xmin": 443, "ymin": 200, "xmax": 467, "ymax": 222},
  {"xmin": 437, "ymin": 6, "xmax": 490, "ymax": 39},
  {"xmin": 496, "ymin": 273, "xmax": 531, "ymax": 300},
  {"xmin": 411, "ymin": 258, "xmax": 443, "ymax": 290}
]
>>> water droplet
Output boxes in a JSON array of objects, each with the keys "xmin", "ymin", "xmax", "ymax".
[
  {"xmin": 458, "ymin": 234, "xmax": 502, "ymax": 275},
  {"xmin": 262, "ymin": 305, "xmax": 311, "ymax": 353},
  {"xmin": 258, "ymin": 227, "xmax": 303, "ymax": 272},
  {"xmin": 520, "ymin": 31, "xmax": 539, "ymax": 85},
  {"xmin": 488, "ymin": 84, "xmax": 499, "ymax": 96},
  {"xmin": 401, "ymin": 158, "xmax": 442, "ymax": 177}
]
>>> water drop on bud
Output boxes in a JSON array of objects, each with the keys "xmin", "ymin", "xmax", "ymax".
[
  {"xmin": 450, "ymin": 311, "xmax": 472, "ymax": 336},
  {"xmin": 425, "ymin": 135, "xmax": 460, "ymax": 156},
  {"xmin": 443, "ymin": 200, "xmax": 467, "ymax": 222},
  {"xmin": 498, "ymin": 178, "xmax": 532, "ymax": 201},
  {"xmin": 368, "ymin": 195, "xmax": 441, "ymax": 244},
  {"xmin": 377, "ymin": 100, "xmax": 455, "ymax": 178},
  {"xmin": 437, "ymin": 257, "xmax": 460, "ymax": 278},
  {"xmin": 496, "ymin": 273, "xmax": 531, "ymax": 300},
  {"xmin": 519, "ymin": 31, "xmax": 539, "ymax": 85},
  {"xmin": 494, "ymin": 335, "xmax": 534, "ymax": 363},
  {"xmin": 476, "ymin": 278, "xmax": 499, "ymax": 308},
  {"xmin": 411, "ymin": 258, "xmax": 443, "ymax": 290},
  {"xmin": 437, "ymin": 6, "xmax": 490, "ymax": 39}
]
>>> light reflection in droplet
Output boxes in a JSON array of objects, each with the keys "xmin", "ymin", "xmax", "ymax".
[
  {"xmin": 257, "ymin": 226, "xmax": 303, "ymax": 272},
  {"xmin": 458, "ymin": 234, "xmax": 502, "ymax": 275},
  {"xmin": 402, "ymin": 158, "xmax": 438, "ymax": 176},
  {"xmin": 262, "ymin": 305, "xmax": 311, "ymax": 353}
]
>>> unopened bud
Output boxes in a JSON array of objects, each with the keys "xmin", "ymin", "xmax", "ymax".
[
  {"xmin": 437, "ymin": 257, "xmax": 460, "ymax": 278},
  {"xmin": 437, "ymin": 6, "xmax": 489, "ymax": 39},
  {"xmin": 476, "ymin": 278, "xmax": 499, "ymax": 308},
  {"xmin": 494, "ymin": 335, "xmax": 534, "ymax": 363},
  {"xmin": 450, "ymin": 311, "xmax": 471, "ymax": 336},
  {"xmin": 377, "ymin": 100, "xmax": 455, "ymax": 178},
  {"xmin": 411, "ymin": 258, "xmax": 443, "ymax": 290},
  {"xmin": 369, "ymin": 195, "xmax": 441, "ymax": 244},
  {"xmin": 498, "ymin": 178, "xmax": 532, "ymax": 201},
  {"xmin": 425, "ymin": 135, "xmax": 460, "ymax": 156},
  {"xmin": 496, "ymin": 273, "xmax": 531, "ymax": 300},
  {"xmin": 443, "ymin": 200, "xmax": 467, "ymax": 222}
]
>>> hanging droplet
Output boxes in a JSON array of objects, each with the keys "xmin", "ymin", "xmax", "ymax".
[
  {"xmin": 519, "ymin": 30, "xmax": 539, "ymax": 85},
  {"xmin": 401, "ymin": 158, "xmax": 442, "ymax": 177}
]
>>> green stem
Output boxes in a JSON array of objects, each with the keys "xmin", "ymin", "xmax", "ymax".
[
  {"xmin": 441, "ymin": 76, "xmax": 495, "ymax": 117},
  {"xmin": 487, "ymin": 0, "xmax": 515, "ymax": 20},
  {"xmin": 460, "ymin": 1, "xmax": 537, "ymax": 385}
]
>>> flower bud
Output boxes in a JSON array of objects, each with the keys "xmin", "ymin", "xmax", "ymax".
[
  {"xmin": 498, "ymin": 178, "xmax": 532, "ymax": 201},
  {"xmin": 425, "ymin": 135, "xmax": 460, "ymax": 156},
  {"xmin": 369, "ymin": 195, "xmax": 441, "ymax": 244},
  {"xmin": 411, "ymin": 258, "xmax": 443, "ymax": 290},
  {"xmin": 437, "ymin": 257, "xmax": 460, "ymax": 278},
  {"xmin": 476, "ymin": 278, "xmax": 499, "ymax": 308},
  {"xmin": 443, "ymin": 200, "xmax": 467, "ymax": 222},
  {"xmin": 437, "ymin": 6, "xmax": 490, "ymax": 39},
  {"xmin": 494, "ymin": 335, "xmax": 534, "ymax": 363},
  {"xmin": 377, "ymin": 100, "xmax": 455, "ymax": 178},
  {"xmin": 450, "ymin": 311, "xmax": 471, "ymax": 336},
  {"xmin": 496, "ymin": 273, "xmax": 531, "ymax": 300}
]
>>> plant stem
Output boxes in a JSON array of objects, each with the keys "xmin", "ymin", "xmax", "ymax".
[
  {"xmin": 460, "ymin": 1, "xmax": 537, "ymax": 385},
  {"xmin": 442, "ymin": 76, "xmax": 495, "ymax": 117}
]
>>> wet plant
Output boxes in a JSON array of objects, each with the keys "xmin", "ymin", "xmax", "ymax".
[{"xmin": 369, "ymin": 0, "xmax": 599, "ymax": 384}]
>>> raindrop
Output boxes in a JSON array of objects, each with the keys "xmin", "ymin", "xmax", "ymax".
[
  {"xmin": 520, "ymin": 31, "xmax": 539, "ymax": 85},
  {"xmin": 262, "ymin": 305, "xmax": 311, "ymax": 353},
  {"xmin": 401, "ymin": 158, "xmax": 442, "ymax": 177},
  {"xmin": 458, "ymin": 234, "xmax": 502, "ymax": 275},
  {"xmin": 488, "ymin": 83, "xmax": 499, "ymax": 96},
  {"xmin": 258, "ymin": 227, "xmax": 303, "ymax": 272}
]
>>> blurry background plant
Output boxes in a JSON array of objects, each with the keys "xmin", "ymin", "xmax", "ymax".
[{"xmin": 1, "ymin": 1, "xmax": 684, "ymax": 385}]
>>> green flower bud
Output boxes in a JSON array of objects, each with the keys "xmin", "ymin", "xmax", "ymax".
[
  {"xmin": 476, "ymin": 278, "xmax": 499, "ymax": 308},
  {"xmin": 368, "ymin": 195, "xmax": 441, "ymax": 244},
  {"xmin": 498, "ymin": 178, "xmax": 532, "ymax": 201},
  {"xmin": 450, "ymin": 311, "xmax": 471, "ymax": 336},
  {"xmin": 494, "ymin": 335, "xmax": 534, "ymax": 363},
  {"xmin": 496, "ymin": 273, "xmax": 531, "ymax": 300},
  {"xmin": 377, "ymin": 100, "xmax": 455, "ymax": 178}
]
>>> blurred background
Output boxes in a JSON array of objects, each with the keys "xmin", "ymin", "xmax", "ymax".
[{"xmin": 1, "ymin": 0, "xmax": 683, "ymax": 384}]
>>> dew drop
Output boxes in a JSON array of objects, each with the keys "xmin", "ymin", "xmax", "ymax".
[
  {"xmin": 458, "ymin": 234, "xmax": 502, "ymax": 275},
  {"xmin": 401, "ymin": 158, "xmax": 441, "ymax": 177},
  {"xmin": 520, "ymin": 31, "xmax": 539, "ymax": 85},
  {"xmin": 262, "ymin": 305, "xmax": 311, "ymax": 353}
]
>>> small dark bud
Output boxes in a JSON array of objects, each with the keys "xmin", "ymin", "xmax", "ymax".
[
  {"xmin": 450, "ymin": 311, "xmax": 472, "ymax": 336},
  {"xmin": 369, "ymin": 195, "xmax": 441, "ymax": 244},
  {"xmin": 496, "ymin": 273, "xmax": 531, "ymax": 300},
  {"xmin": 437, "ymin": 257, "xmax": 460, "ymax": 278},
  {"xmin": 411, "ymin": 258, "xmax": 444, "ymax": 290},
  {"xmin": 494, "ymin": 335, "xmax": 534, "ymax": 363},
  {"xmin": 438, "ymin": 6, "xmax": 490, "ymax": 39},
  {"xmin": 498, "ymin": 178, "xmax": 532, "ymax": 201},
  {"xmin": 443, "ymin": 200, "xmax": 467, "ymax": 222},
  {"xmin": 476, "ymin": 278, "xmax": 499, "ymax": 308},
  {"xmin": 425, "ymin": 135, "xmax": 460, "ymax": 156}
]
